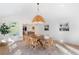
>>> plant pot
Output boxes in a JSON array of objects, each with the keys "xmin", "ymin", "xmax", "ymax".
[{"xmin": 0, "ymin": 35, "xmax": 8, "ymax": 47}]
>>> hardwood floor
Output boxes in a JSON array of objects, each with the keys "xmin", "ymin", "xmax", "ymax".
[
  {"xmin": 65, "ymin": 43, "xmax": 79, "ymax": 49},
  {"xmin": 0, "ymin": 39, "xmax": 79, "ymax": 55}
]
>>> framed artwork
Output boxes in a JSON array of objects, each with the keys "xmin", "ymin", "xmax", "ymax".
[
  {"xmin": 59, "ymin": 23, "xmax": 69, "ymax": 31},
  {"xmin": 44, "ymin": 25, "xmax": 49, "ymax": 31}
]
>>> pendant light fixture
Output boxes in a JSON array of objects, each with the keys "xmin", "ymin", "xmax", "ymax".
[{"xmin": 32, "ymin": 3, "xmax": 46, "ymax": 23}]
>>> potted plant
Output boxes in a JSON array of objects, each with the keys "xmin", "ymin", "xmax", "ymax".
[
  {"xmin": 0, "ymin": 23, "xmax": 10, "ymax": 36},
  {"xmin": 0, "ymin": 23, "xmax": 10, "ymax": 40},
  {"xmin": 0, "ymin": 23, "xmax": 10, "ymax": 46}
]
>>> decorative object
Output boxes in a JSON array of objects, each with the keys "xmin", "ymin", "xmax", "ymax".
[
  {"xmin": 0, "ymin": 22, "xmax": 15, "ymax": 47},
  {"xmin": 0, "ymin": 23, "xmax": 10, "ymax": 36},
  {"xmin": 0, "ymin": 40, "xmax": 8, "ymax": 47},
  {"xmin": 44, "ymin": 25, "xmax": 49, "ymax": 31},
  {"xmin": 23, "ymin": 25, "xmax": 27, "ymax": 35},
  {"xmin": 32, "ymin": 26, "xmax": 35, "ymax": 30},
  {"xmin": 59, "ymin": 22, "xmax": 69, "ymax": 31},
  {"xmin": 0, "ymin": 23, "xmax": 10, "ymax": 46}
]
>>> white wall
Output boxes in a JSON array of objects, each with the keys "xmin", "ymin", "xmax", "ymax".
[{"xmin": 0, "ymin": 3, "xmax": 79, "ymax": 45}]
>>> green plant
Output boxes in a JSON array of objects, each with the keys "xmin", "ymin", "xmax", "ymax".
[{"xmin": 0, "ymin": 23, "xmax": 10, "ymax": 36}]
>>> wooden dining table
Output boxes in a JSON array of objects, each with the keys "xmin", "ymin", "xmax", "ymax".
[{"xmin": 23, "ymin": 31, "xmax": 55, "ymax": 49}]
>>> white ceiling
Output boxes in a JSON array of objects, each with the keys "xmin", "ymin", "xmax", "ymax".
[{"xmin": 0, "ymin": 3, "xmax": 79, "ymax": 20}]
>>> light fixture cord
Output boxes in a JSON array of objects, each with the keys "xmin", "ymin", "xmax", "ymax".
[{"xmin": 37, "ymin": 3, "xmax": 40, "ymax": 15}]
